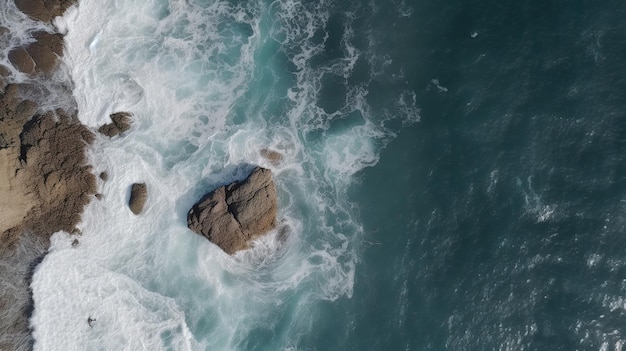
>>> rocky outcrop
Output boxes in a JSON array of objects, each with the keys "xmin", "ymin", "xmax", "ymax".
[
  {"xmin": 98, "ymin": 112, "xmax": 132, "ymax": 137},
  {"xmin": 0, "ymin": 83, "xmax": 96, "ymax": 249},
  {"xmin": 129, "ymin": 182, "xmax": 147, "ymax": 215},
  {"xmin": 0, "ymin": 3, "xmax": 93, "ymax": 350},
  {"xmin": 187, "ymin": 167, "xmax": 278, "ymax": 254},
  {"xmin": 14, "ymin": 0, "xmax": 77, "ymax": 23}
]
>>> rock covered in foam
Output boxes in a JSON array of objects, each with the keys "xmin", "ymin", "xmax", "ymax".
[
  {"xmin": 14, "ymin": 0, "xmax": 77, "ymax": 23},
  {"xmin": 98, "ymin": 112, "xmax": 132, "ymax": 137},
  {"xmin": 187, "ymin": 167, "xmax": 278, "ymax": 254},
  {"xmin": 129, "ymin": 182, "xmax": 147, "ymax": 215}
]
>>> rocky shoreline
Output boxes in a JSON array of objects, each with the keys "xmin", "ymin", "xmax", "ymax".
[
  {"xmin": 1, "ymin": 0, "xmax": 95, "ymax": 247},
  {"xmin": 0, "ymin": 1, "xmax": 96, "ymax": 349}
]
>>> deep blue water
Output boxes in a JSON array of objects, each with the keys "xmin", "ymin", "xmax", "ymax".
[{"xmin": 346, "ymin": 1, "xmax": 626, "ymax": 350}]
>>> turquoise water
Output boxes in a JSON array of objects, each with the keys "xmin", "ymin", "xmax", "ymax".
[{"xmin": 0, "ymin": 0, "xmax": 622, "ymax": 349}]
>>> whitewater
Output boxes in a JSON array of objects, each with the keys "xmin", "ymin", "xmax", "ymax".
[{"xmin": 29, "ymin": 0, "xmax": 418, "ymax": 349}]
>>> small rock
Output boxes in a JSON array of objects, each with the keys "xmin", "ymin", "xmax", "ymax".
[
  {"xmin": 98, "ymin": 112, "xmax": 132, "ymax": 137},
  {"xmin": 95, "ymin": 193, "xmax": 103, "ymax": 200},
  {"xmin": 71, "ymin": 238, "xmax": 79, "ymax": 247},
  {"xmin": 87, "ymin": 316, "xmax": 96, "ymax": 327},
  {"xmin": 99, "ymin": 172, "xmax": 108, "ymax": 181},
  {"xmin": 129, "ymin": 182, "xmax": 147, "ymax": 215}
]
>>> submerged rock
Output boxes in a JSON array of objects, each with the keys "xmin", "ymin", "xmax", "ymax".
[
  {"xmin": 259, "ymin": 148, "xmax": 284, "ymax": 165},
  {"xmin": 129, "ymin": 182, "xmax": 147, "ymax": 215},
  {"xmin": 98, "ymin": 112, "xmax": 132, "ymax": 137},
  {"xmin": 187, "ymin": 167, "xmax": 278, "ymax": 254}
]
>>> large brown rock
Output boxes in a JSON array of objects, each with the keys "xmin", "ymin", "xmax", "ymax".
[
  {"xmin": 129, "ymin": 183, "xmax": 147, "ymax": 215},
  {"xmin": 0, "ymin": 84, "xmax": 96, "ymax": 249},
  {"xmin": 187, "ymin": 167, "xmax": 278, "ymax": 254}
]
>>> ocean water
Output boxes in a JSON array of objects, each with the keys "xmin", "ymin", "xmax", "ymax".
[
  {"xmin": 30, "ymin": 0, "xmax": 418, "ymax": 349},
  {"xmin": 10, "ymin": 0, "xmax": 626, "ymax": 349}
]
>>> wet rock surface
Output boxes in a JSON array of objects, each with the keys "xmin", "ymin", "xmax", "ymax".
[{"xmin": 187, "ymin": 167, "xmax": 278, "ymax": 254}]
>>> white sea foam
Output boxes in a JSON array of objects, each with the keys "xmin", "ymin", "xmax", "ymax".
[{"xmin": 30, "ymin": 0, "xmax": 419, "ymax": 349}]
